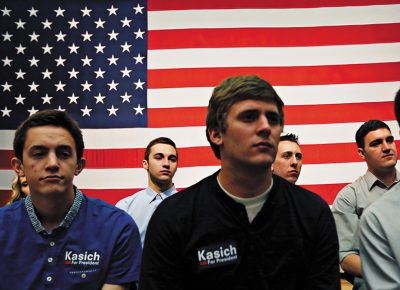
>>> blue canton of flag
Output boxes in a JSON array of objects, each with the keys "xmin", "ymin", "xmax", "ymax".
[{"xmin": 0, "ymin": 0, "xmax": 147, "ymax": 129}]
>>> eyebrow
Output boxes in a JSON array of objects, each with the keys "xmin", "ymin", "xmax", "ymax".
[
  {"xmin": 28, "ymin": 144, "xmax": 74, "ymax": 152},
  {"xmin": 369, "ymin": 135, "xmax": 393, "ymax": 144},
  {"xmin": 153, "ymin": 153, "xmax": 177, "ymax": 158}
]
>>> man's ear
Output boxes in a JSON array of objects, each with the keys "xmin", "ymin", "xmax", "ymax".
[
  {"xmin": 357, "ymin": 148, "xmax": 366, "ymax": 160},
  {"xmin": 142, "ymin": 159, "xmax": 148, "ymax": 170},
  {"xmin": 208, "ymin": 128, "xmax": 223, "ymax": 146},
  {"xmin": 75, "ymin": 158, "xmax": 86, "ymax": 176},
  {"xmin": 11, "ymin": 157, "xmax": 25, "ymax": 177}
]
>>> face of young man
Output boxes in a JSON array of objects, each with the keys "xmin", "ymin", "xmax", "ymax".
[
  {"xmin": 359, "ymin": 128, "xmax": 398, "ymax": 174},
  {"xmin": 143, "ymin": 143, "xmax": 178, "ymax": 190},
  {"xmin": 211, "ymin": 99, "xmax": 282, "ymax": 169},
  {"xmin": 11, "ymin": 126, "xmax": 85, "ymax": 198},
  {"xmin": 272, "ymin": 140, "xmax": 303, "ymax": 184}
]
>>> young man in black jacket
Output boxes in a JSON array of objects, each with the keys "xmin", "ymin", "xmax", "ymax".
[{"xmin": 139, "ymin": 75, "xmax": 340, "ymax": 290}]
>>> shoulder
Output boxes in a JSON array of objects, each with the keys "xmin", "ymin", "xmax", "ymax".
[
  {"xmin": 338, "ymin": 173, "xmax": 370, "ymax": 196},
  {"xmin": 115, "ymin": 189, "xmax": 145, "ymax": 209},
  {"xmin": 150, "ymin": 173, "xmax": 217, "ymax": 220},
  {"xmin": 82, "ymin": 194, "xmax": 136, "ymax": 227},
  {"xmin": 363, "ymin": 184, "xmax": 400, "ymax": 222},
  {"xmin": 0, "ymin": 200, "xmax": 25, "ymax": 219},
  {"xmin": 332, "ymin": 174, "xmax": 369, "ymax": 209}
]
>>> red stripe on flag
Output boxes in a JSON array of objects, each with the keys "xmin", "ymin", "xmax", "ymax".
[
  {"xmin": 149, "ymin": 24, "xmax": 400, "ymax": 49},
  {"xmin": 149, "ymin": 0, "xmax": 400, "ymax": 10},
  {"xmin": 147, "ymin": 102, "xmax": 395, "ymax": 127},
  {"xmin": 148, "ymin": 107, "xmax": 207, "ymax": 127},
  {"xmin": 284, "ymin": 101, "xmax": 395, "ymax": 125},
  {"xmin": 83, "ymin": 146, "xmax": 219, "ymax": 169},
  {"xmin": 148, "ymin": 62, "xmax": 400, "ymax": 88},
  {"xmin": 0, "ymin": 190, "xmax": 11, "ymax": 207},
  {"xmin": 300, "ymin": 183, "xmax": 349, "ymax": 205},
  {"xmin": 0, "ymin": 151, "xmax": 12, "ymax": 169},
  {"xmin": 84, "ymin": 188, "xmax": 143, "ymax": 206}
]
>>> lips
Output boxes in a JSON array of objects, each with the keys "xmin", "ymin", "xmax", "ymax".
[
  {"xmin": 288, "ymin": 170, "xmax": 299, "ymax": 177},
  {"xmin": 160, "ymin": 170, "xmax": 171, "ymax": 175},
  {"xmin": 41, "ymin": 175, "xmax": 63, "ymax": 181},
  {"xmin": 383, "ymin": 154, "xmax": 395, "ymax": 159},
  {"xmin": 253, "ymin": 141, "xmax": 273, "ymax": 149}
]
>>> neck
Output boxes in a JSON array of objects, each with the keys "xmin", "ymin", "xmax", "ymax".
[
  {"xmin": 218, "ymin": 161, "xmax": 273, "ymax": 198},
  {"xmin": 369, "ymin": 167, "xmax": 397, "ymax": 187},
  {"xmin": 148, "ymin": 180, "xmax": 173, "ymax": 194},
  {"xmin": 31, "ymin": 189, "xmax": 75, "ymax": 232}
]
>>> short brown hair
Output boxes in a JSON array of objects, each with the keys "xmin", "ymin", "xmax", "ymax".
[
  {"xmin": 13, "ymin": 109, "xmax": 84, "ymax": 161},
  {"xmin": 144, "ymin": 137, "xmax": 178, "ymax": 161}
]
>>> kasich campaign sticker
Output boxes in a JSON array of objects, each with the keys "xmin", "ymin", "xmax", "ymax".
[{"xmin": 197, "ymin": 241, "xmax": 239, "ymax": 269}]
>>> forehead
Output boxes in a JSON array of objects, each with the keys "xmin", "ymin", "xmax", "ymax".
[
  {"xmin": 228, "ymin": 99, "xmax": 279, "ymax": 115},
  {"xmin": 149, "ymin": 143, "xmax": 177, "ymax": 155},
  {"xmin": 364, "ymin": 128, "xmax": 392, "ymax": 143},
  {"xmin": 24, "ymin": 125, "xmax": 76, "ymax": 150},
  {"xmin": 277, "ymin": 140, "xmax": 301, "ymax": 153}
]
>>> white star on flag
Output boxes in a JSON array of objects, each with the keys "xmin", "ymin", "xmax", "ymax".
[
  {"xmin": 41, "ymin": 94, "xmax": 52, "ymax": 104},
  {"xmin": 68, "ymin": 93, "xmax": 79, "ymax": 104},
  {"xmin": 1, "ymin": 107, "xmax": 12, "ymax": 117},
  {"xmin": 81, "ymin": 105, "xmax": 92, "ymax": 116},
  {"xmin": 41, "ymin": 69, "xmax": 53, "ymax": 79},
  {"xmin": 134, "ymin": 78, "xmax": 145, "ymax": 90},
  {"xmin": 107, "ymin": 105, "xmax": 119, "ymax": 116},
  {"xmin": 27, "ymin": 7, "xmax": 38, "ymax": 17},
  {"xmin": 133, "ymin": 104, "xmax": 144, "ymax": 115}
]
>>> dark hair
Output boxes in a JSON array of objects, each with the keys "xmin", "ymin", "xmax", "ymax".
[
  {"xmin": 355, "ymin": 120, "xmax": 391, "ymax": 148},
  {"xmin": 395, "ymin": 88, "xmax": 400, "ymax": 125},
  {"xmin": 206, "ymin": 75, "xmax": 284, "ymax": 159},
  {"xmin": 13, "ymin": 109, "xmax": 85, "ymax": 161},
  {"xmin": 280, "ymin": 133, "xmax": 299, "ymax": 145},
  {"xmin": 144, "ymin": 137, "xmax": 178, "ymax": 161}
]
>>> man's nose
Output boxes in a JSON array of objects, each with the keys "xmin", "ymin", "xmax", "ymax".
[
  {"xmin": 162, "ymin": 158, "xmax": 170, "ymax": 167},
  {"xmin": 257, "ymin": 115, "xmax": 272, "ymax": 137},
  {"xmin": 46, "ymin": 152, "xmax": 59, "ymax": 170},
  {"xmin": 382, "ymin": 141, "xmax": 391, "ymax": 152},
  {"xmin": 290, "ymin": 156, "xmax": 298, "ymax": 167}
]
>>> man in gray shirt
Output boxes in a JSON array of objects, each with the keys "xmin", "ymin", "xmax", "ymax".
[
  {"xmin": 359, "ymin": 89, "xmax": 400, "ymax": 290},
  {"xmin": 332, "ymin": 119, "xmax": 399, "ymax": 289}
]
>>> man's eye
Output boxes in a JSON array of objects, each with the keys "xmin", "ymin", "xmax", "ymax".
[
  {"xmin": 32, "ymin": 152, "xmax": 45, "ymax": 158},
  {"xmin": 241, "ymin": 113, "xmax": 257, "ymax": 122},
  {"xmin": 61, "ymin": 152, "xmax": 71, "ymax": 158},
  {"xmin": 58, "ymin": 151, "xmax": 72, "ymax": 159},
  {"xmin": 266, "ymin": 112, "xmax": 280, "ymax": 126},
  {"xmin": 295, "ymin": 153, "xmax": 303, "ymax": 160},
  {"xmin": 387, "ymin": 136, "xmax": 394, "ymax": 143},
  {"xmin": 282, "ymin": 153, "xmax": 291, "ymax": 159}
]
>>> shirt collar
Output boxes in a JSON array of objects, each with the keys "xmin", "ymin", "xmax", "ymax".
[
  {"xmin": 145, "ymin": 185, "xmax": 177, "ymax": 204},
  {"xmin": 365, "ymin": 170, "xmax": 400, "ymax": 191},
  {"xmin": 25, "ymin": 188, "xmax": 83, "ymax": 235}
]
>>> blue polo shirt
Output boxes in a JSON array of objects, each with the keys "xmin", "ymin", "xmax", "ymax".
[{"xmin": 0, "ymin": 189, "xmax": 142, "ymax": 290}]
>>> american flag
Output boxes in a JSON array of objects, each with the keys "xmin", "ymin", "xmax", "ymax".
[{"xmin": 1, "ymin": 0, "xmax": 400, "ymax": 205}]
